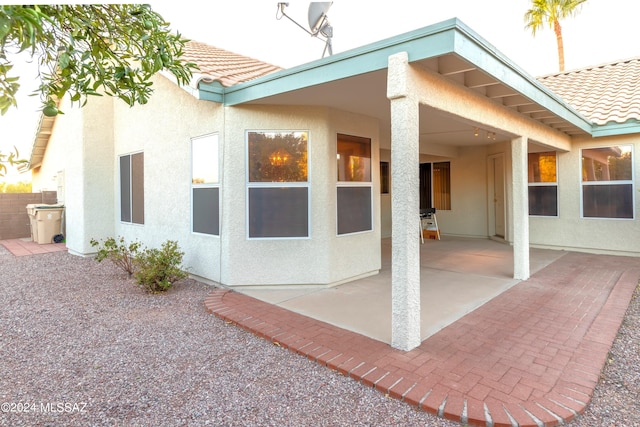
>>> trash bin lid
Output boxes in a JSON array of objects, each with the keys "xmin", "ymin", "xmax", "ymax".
[{"xmin": 33, "ymin": 204, "xmax": 65, "ymax": 209}]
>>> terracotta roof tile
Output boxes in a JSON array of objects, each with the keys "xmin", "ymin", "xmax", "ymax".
[
  {"xmin": 180, "ymin": 40, "xmax": 640, "ymax": 129},
  {"xmin": 181, "ymin": 40, "xmax": 283, "ymax": 87},
  {"xmin": 538, "ymin": 58, "xmax": 640, "ymax": 126}
]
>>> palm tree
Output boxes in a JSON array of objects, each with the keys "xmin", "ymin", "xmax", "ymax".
[{"xmin": 524, "ymin": 0, "xmax": 587, "ymax": 72}]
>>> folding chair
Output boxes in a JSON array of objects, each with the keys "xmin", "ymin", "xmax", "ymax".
[{"xmin": 420, "ymin": 208, "xmax": 440, "ymax": 242}]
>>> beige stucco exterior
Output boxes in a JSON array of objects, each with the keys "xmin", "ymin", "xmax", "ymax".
[
  {"xmin": 31, "ymin": 67, "xmax": 640, "ymax": 286},
  {"xmin": 220, "ymin": 105, "xmax": 381, "ymax": 287},
  {"xmin": 32, "ymin": 94, "xmax": 115, "ymax": 254},
  {"xmin": 28, "ymin": 20, "xmax": 640, "ymax": 351},
  {"xmin": 110, "ymin": 75, "xmax": 223, "ymax": 282},
  {"xmin": 529, "ymin": 134, "xmax": 640, "ymax": 256},
  {"xmin": 33, "ymin": 75, "xmax": 383, "ymax": 288}
]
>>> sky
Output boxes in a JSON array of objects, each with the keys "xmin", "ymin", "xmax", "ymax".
[{"xmin": 2, "ymin": 0, "xmax": 639, "ymax": 182}]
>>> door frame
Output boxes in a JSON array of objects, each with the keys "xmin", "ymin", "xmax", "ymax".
[{"xmin": 487, "ymin": 153, "xmax": 507, "ymax": 241}]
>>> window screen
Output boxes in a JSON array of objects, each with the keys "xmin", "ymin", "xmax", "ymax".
[
  {"xmin": 120, "ymin": 152, "xmax": 144, "ymax": 224},
  {"xmin": 582, "ymin": 146, "xmax": 633, "ymax": 219},
  {"xmin": 192, "ymin": 134, "xmax": 220, "ymax": 235},
  {"xmin": 247, "ymin": 131, "xmax": 309, "ymax": 238}
]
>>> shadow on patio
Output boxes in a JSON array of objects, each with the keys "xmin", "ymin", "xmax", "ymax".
[{"xmin": 237, "ymin": 236, "xmax": 566, "ymax": 344}]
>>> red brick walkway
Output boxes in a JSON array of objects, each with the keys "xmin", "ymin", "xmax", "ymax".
[{"xmin": 205, "ymin": 252, "xmax": 639, "ymax": 427}]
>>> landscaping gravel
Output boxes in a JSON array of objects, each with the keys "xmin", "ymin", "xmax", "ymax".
[{"xmin": 0, "ymin": 247, "xmax": 638, "ymax": 426}]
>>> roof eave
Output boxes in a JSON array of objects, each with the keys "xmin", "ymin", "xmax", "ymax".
[
  {"xmin": 591, "ymin": 119, "xmax": 640, "ymax": 138},
  {"xmin": 214, "ymin": 18, "xmax": 593, "ymax": 135},
  {"xmin": 25, "ymin": 112, "xmax": 56, "ymax": 171}
]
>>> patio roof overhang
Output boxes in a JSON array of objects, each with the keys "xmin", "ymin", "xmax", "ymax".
[
  {"xmin": 199, "ymin": 18, "xmax": 593, "ymax": 151},
  {"xmin": 23, "ymin": 111, "xmax": 56, "ymax": 171}
]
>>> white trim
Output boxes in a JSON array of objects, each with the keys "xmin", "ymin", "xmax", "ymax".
[
  {"xmin": 117, "ymin": 150, "xmax": 144, "ymax": 225},
  {"xmin": 579, "ymin": 144, "xmax": 635, "ymax": 220},
  {"xmin": 190, "ymin": 133, "xmax": 221, "ymax": 236},
  {"xmin": 245, "ymin": 130, "xmax": 311, "ymax": 240},
  {"xmin": 528, "ymin": 151, "xmax": 559, "ymax": 218}
]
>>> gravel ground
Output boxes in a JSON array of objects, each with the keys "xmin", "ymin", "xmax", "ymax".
[
  {"xmin": 0, "ymin": 248, "xmax": 638, "ymax": 427},
  {"xmin": 565, "ymin": 281, "xmax": 640, "ymax": 427}
]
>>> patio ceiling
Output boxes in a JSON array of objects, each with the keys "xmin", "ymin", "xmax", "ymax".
[
  {"xmin": 215, "ymin": 19, "xmax": 592, "ymax": 151},
  {"xmin": 237, "ymin": 52, "xmax": 591, "ymax": 151}
]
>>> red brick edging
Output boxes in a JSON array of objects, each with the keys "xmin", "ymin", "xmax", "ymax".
[{"xmin": 205, "ymin": 257, "xmax": 639, "ymax": 427}]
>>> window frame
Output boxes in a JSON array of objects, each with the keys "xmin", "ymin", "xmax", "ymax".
[
  {"xmin": 528, "ymin": 151, "xmax": 559, "ymax": 217},
  {"xmin": 336, "ymin": 133, "xmax": 373, "ymax": 236},
  {"xmin": 191, "ymin": 133, "xmax": 220, "ymax": 236},
  {"xmin": 580, "ymin": 145, "xmax": 634, "ymax": 220},
  {"xmin": 246, "ymin": 130, "xmax": 311, "ymax": 240},
  {"xmin": 380, "ymin": 161, "xmax": 390, "ymax": 194},
  {"xmin": 420, "ymin": 161, "xmax": 451, "ymax": 211},
  {"xmin": 119, "ymin": 151, "xmax": 144, "ymax": 225},
  {"xmin": 432, "ymin": 161, "xmax": 451, "ymax": 211}
]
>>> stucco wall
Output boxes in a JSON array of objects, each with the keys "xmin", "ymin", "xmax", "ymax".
[
  {"xmin": 380, "ymin": 149, "xmax": 392, "ymax": 238},
  {"xmin": 36, "ymin": 67, "xmax": 640, "ymax": 292},
  {"xmin": 379, "ymin": 144, "xmax": 492, "ymax": 241},
  {"xmin": 111, "ymin": 75, "xmax": 223, "ymax": 282},
  {"xmin": 32, "ymin": 95, "xmax": 115, "ymax": 254},
  {"xmin": 439, "ymin": 145, "xmax": 489, "ymax": 238},
  {"xmin": 530, "ymin": 133, "xmax": 640, "ymax": 255},
  {"xmin": 220, "ymin": 105, "xmax": 382, "ymax": 287},
  {"xmin": 34, "ymin": 76, "xmax": 385, "ymax": 287},
  {"xmin": 381, "ymin": 130, "xmax": 640, "ymax": 256}
]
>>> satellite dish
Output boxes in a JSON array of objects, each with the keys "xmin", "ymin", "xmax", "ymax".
[
  {"xmin": 308, "ymin": 2, "xmax": 332, "ymax": 34},
  {"xmin": 276, "ymin": 2, "xmax": 334, "ymax": 58}
]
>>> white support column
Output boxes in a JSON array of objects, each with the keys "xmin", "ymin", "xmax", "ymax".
[
  {"xmin": 511, "ymin": 136, "xmax": 530, "ymax": 280},
  {"xmin": 388, "ymin": 52, "xmax": 421, "ymax": 351}
]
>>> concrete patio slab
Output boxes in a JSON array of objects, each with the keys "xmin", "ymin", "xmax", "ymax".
[
  {"xmin": 240, "ymin": 237, "xmax": 567, "ymax": 343},
  {"xmin": 205, "ymin": 238, "xmax": 640, "ymax": 426}
]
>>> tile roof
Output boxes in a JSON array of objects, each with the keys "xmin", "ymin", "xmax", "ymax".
[
  {"xmin": 180, "ymin": 39, "xmax": 640, "ymax": 129},
  {"xmin": 538, "ymin": 58, "xmax": 640, "ymax": 126},
  {"xmin": 181, "ymin": 40, "xmax": 283, "ymax": 87}
]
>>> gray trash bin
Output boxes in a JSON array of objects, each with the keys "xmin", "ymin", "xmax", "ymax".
[{"xmin": 26, "ymin": 204, "xmax": 65, "ymax": 244}]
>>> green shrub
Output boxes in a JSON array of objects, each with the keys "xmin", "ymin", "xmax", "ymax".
[
  {"xmin": 90, "ymin": 236, "xmax": 142, "ymax": 278},
  {"xmin": 133, "ymin": 240, "xmax": 188, "ymax": 293}
]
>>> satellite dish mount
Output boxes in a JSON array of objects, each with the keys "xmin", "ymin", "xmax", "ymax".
[{"xmin": 276, "ymin": 2, "xmax": 333, "ymax": 58}]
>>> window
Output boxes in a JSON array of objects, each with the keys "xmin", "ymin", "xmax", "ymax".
[
  {"xmin": 247, "ymin": 131, "xmax": 309, "ymax": 238},
  {"xmin": 337, "ymin": 134, "xmax": 372, "ymax": 235},
  {"xmin": 582, "ymin": 146, "xmax": 633, "ymax": 219},
  {"xmin": 528, "ymin": 151, "xmax": 558, "ymax": 216},
  {"xmin": 420, "ymin": 162, "xmax": 451, "ymax": 210},
  {"xmin": 119, "ymin": 152, "xmax": 144, "ymax": 224},
  {"xmin": 433, "ymin": 162, "xmax": 451, "ymax": 210},
  {"xmin": 380, "ymin": 162, "xmax": 389, "ymax": 194},
  {"xmin": 192, "ymin": 134, "xmax": 220, "ymax": 235}
]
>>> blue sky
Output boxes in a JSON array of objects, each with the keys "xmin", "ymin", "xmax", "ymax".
[{"xmin": 2, "ymin": 0, "xmax": 638, "ymax": 181}]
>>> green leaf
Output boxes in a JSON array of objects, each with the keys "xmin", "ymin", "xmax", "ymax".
[
  {"xmin": 0, "ymin": 14, "xmax": 11, "ymax": 40},
  {"xmin": 1, "ymin": 4, "xmax": 194, "ymax": 117}
]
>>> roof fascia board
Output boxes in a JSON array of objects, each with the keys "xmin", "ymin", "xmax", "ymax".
[
  {"xmin": 159, "ymin": 70, "xmax": 225, "ymax": 103},
  {"xmin": 591, "ymin": 120, "xmax": 640, "ymax": 137},
  {"xmin": 27, "ymin": 113, "xmax": 45, "ymax": 169},
  {"xmin": 221, "ymin": 19, "xmax": 460, "ymax": 106},
  {"xmin": 196, "ymin": 82, "xmax": 225, "ymax": 103},
  {"xmin": 197, "ymin": 18, "xmax": 594, "ymax": 136},
  {"xmin": 450, "ymin": 22, "xmax": 593, "ymax": 134}
]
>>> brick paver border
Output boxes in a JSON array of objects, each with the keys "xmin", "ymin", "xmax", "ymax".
[{"xmin": 205, "ymin": 252, "xmax": 639, "ymax": 427}]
